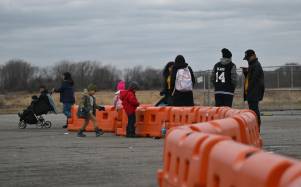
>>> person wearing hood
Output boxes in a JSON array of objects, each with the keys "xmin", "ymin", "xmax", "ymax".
[
  {"xmin": 170, "ymin": 55, "xmax": 196, "ymax": 106},
  {"xmin": 211, "ymin": 48, "xmax": 237, "ymax": 107},
  {"xmin": 119, "ymin": 81, "xmax": 140, "ymax": 138},
  {"xmin": 242, "ymin": 49, "xmax": 265, "ymax": 131},
  {"xmin": 113, "ymin": 80, "xmax": 126, "ymax": 111},
  {"xmin": 53, "ymin": 72, "xmax": 75, "ymax": 128}
]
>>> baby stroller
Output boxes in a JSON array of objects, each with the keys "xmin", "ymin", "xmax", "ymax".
[{"xmin": 18, "ymin": 91, "xmax": 57, "ymax": 129}]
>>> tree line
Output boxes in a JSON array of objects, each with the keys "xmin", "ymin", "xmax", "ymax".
[{"xmin": 0, "ymin": 59, "xmax": 163, "ymax": 92}]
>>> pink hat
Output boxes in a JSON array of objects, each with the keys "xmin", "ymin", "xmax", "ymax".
[{"xmin": 116, "ymin": 81, "xmax": 125, "ymax": 91}]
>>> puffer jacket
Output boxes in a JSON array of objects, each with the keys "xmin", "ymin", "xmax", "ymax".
[{"xmin": 119, "ymin": 89, "xmax": 139, "ymax": 115}]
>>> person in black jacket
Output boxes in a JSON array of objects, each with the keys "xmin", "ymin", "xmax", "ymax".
[
  {"xmin": 243, "ymin": 49, "xmax": 265, "ymax": 131},
  {"xmin": 170, "ymin": 55, "xmax": 195, "ymax": 106},
  {"xmin": 53, "ymin": 72, "xmax": 75, "ymax": 128},
  {"xmin": 211, "ymin": 48, "xmax": 237, "ymax": 107},
  {"xmin": 156, "ymin": 61, "xmax": 174, "ymax": 106}
]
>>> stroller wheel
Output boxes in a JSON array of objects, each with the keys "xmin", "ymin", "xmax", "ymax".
[
  {"xmin": 44, "ymin": 121, "xmax": 52, "ymax": 128},
  {"xmin": 18, "ymin": 121, "xmax": 27, "ymax": 129}
]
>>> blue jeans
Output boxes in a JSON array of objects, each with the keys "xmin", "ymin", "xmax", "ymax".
[{"xmin": 63, "ymin": 103, "xmax": 73, "ymax": 118}]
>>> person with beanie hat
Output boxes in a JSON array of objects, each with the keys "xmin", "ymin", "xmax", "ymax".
[
  {"xmin": 242, "ymin": 49, "xmax": 265, "ymax": 132},
  {"xmin": 170, "ymin": 55, "xmax": 196, "ymax": 106},
  {"xmin": 211, "ymin": 48, "xmax": 238, "ymax": 107},
  {"xmin": 77, "ymin": 84, "xmax": 104, "ymax": 137},
  {"xmin": 119, "ymin": 81, "xmax": 140, "ymax": 137}
]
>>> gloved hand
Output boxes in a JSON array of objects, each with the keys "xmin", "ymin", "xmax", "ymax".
[
  {"xmin": 96, "ymin": 105, "xmax": 105, "ymax": 111},
  {"xmin": 159, "ymin": 90, "xmax": 166, "ymax": 96}
]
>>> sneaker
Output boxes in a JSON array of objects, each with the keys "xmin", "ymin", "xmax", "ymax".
[
  {"xmin": 96, "ymin": 129, "xmax": 104, "ymax": 137},
  {"xmin": 77, "ymin": 132, "xmax": 86, "ymax": 137},
  {"xmin": 62, "ymin": 125, "xmax": 68, "ymax": 129}
]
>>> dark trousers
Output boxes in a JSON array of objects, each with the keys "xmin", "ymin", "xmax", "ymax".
[
  {"xmin": 248, "ymin": 101, "xmax": 261, "ymax": 131},
  {"xmin": 172, "ymin": 91, "xmax": 194, "ymax": 106},
  {"xmin": 126, "ymin": 114, "xmax": 136, "ymax": 136},
  {"xmin": 215, "ymin": 94, "xmax": 234, "ymax": 107}
]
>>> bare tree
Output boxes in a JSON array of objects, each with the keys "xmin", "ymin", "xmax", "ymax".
[
  {"xmin": 1, "ymin": 59, "xmax": 35, "ymax": 91},
  {"xmin": 124, "ymin": 66, "xmax": 161, "ymax": 90}
]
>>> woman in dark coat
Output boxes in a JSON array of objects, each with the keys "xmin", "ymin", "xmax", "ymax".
[
  {"xmin": 170, "ymin": 55, "xmax": 195, "ymax": 106},
  {"xmin": 53, "ymin": 72, "xmax": 75, "ymax": 128},
  {"xmin": 156, "ymin": 61, "xmax": 174, "ymax": 106}
]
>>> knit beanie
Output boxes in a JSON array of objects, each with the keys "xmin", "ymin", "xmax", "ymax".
[
  {"xmin": 221, "ymin": 48, "xmax": 232, "ymax": 58},
  {"xmin": 87, "ymin": 84, "xmax": 97, "ymax": 91}
]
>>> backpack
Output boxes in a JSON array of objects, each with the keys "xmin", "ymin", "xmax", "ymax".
[{"xmin": 175, "ymin": 67, "xmax": 193, "ymax": 92}]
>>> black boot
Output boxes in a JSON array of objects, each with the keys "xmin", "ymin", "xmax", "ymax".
[
  {"xmin": 77, "ymin": 130, "xmax": 86, "ymax": 137},
  {"xmin": 62, "ymin": 118, "xmax": 68, "ymax": 128},
  {"xmin": 95, "ymin": 128, "xmax": 104, "ymax": 137}
]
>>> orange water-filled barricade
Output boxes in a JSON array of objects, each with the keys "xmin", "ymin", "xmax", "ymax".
[
  {"xmin": 157, "ymin": 128, "xmax": 229, "ymax": 187},
  {"xmin": 136, "ymin": 107, "xmax": 168, "ymax": 138},
  {"xmin": 280, "ymin": 164, "xmax": 301, "ymax": 187},
  {"xmin": 115, "ymin": 109, "xmax": 128, "ymax": 136},
  {"xmin": 206, "ymin": 140, "xmax": 259, "ymax": 187},
  {"xmin": 158, "ymin": 129, "xmax": 301, "ymax": 187}
]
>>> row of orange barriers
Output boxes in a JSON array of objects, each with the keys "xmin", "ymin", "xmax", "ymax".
[
  {"xmin": 67, "ymin": 105, "xmax": 261, "ymax": 145},
  {"xmin": 157, "ymin": 128, "xmax": 301, "ymax": 187}
]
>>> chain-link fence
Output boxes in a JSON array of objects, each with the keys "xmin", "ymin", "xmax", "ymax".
[{"xmin": 193, "ymin": 64, "xmax": 301, "ymax": 111}]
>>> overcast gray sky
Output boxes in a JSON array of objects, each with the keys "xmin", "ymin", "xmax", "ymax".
[{"xmin": 0, "ymin": 0, "xmax": 300, "ymax": 70}]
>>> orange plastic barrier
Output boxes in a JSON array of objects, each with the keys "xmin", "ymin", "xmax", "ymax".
[
  {"xmin": 207, "ymin": 140, "xmax": 259, "ymax": 187},
  {"xmin": 214, "ymin": 107, "xmax": 231, "ymax": 120},
  {"xmin": 181, "ymin": 107, "xmax": 197, "ymax": 124},
  {"xmin": 96, "ymin": 106, "xmax": 117, "ymax": 132},
  {"xmin": 189, "ymin": 122, "xmax": 219, "ymax": 134},
  {"xmin": 115, "ymin": 109, "xmax": 128, "ymax": 136},
  {"xmin": 224, "ymin": 108, "xmax": 242, "ymax": 118},
  {"xmin": 233, "ymin": 110, "xmax": 262, "ymax": 147},
  {"xmin": 157, "ymin": 128, "xmax": 229, "ymax": 187},
  {"xmin": 136, "ymin": 107, "xmax": 167, "ymax": 138},
  {"xmin": 194, "ymin": 107, "xmax": 221, "ymax": 122},
  {"xmin": 194, "ymin": 107, "xmax": 208, "ymax": 122},
  {"xmin": 236, "ymin": 152, "xmax": 298, "ymax": 187},
  {"xmin": 209, "ymin": 118, "xmax": 245, "ymax": 142},
  {"xmin": 166, "ymin": 107, "xmax": 183, "ymax": 129},
  {"xmin": 158, "ymin": 130, "xmax": 301, "ymax": 187},
  {"xmin": 187, "ymin": 118, "xmax": 249, "ymax": 144},
  {"xmin": 280, "ymin": 164, "xmax": 301, "ymax": 187}
]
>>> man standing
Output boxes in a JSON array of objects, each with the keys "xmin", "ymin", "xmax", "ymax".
[
  {"xmin": 211, "ymin": 48, "xmax": 237, "ymax": 107},
  {"xmin": 243, "ymin": 49, "xmax": 265, "ymax": 131}
]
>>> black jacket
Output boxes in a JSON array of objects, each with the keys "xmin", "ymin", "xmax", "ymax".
[
  {"xmin": 32, "ymin": 90, "xmax": 52, "ymax": 115},
  {"xmin": 170, "ymin": 61, "xmax": 195, "ymax": 106},
  {"xmin": 244, "ymin": 59, "xmax": 265, "ymax": 102},
  {"xmin": 55, "ymin": 80, "xmax": 75, "ymax": 104},
  {"xmin": 170, "ymin": 62, "xmax": 196, "ymax": 92}
]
